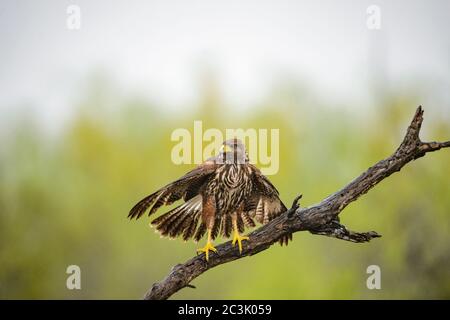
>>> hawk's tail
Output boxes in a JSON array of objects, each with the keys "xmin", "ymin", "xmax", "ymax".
[
  {"xmin": 150, "ymin": 195, "xmax": 202, "ymax": 241},
  {"xmin": 278, "ymin": 233, "xmax": 293, "ymax": 246}
]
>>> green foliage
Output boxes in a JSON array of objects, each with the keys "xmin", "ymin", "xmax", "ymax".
[{"xmin": 1, "ymin": 79, "xmax": 449, "ymax": 299}]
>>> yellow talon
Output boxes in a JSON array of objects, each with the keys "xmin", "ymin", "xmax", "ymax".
[
  {"xmin": 197, "ymin": 229, "xmax": 217, "ymax": 261},
  {"xmin": 232, "ymin": 230, "xmax": 249, "ymax": 254}
]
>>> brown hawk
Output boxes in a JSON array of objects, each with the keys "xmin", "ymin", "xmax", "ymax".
[{"xmin": 128, "ymin": 138, "xmax": 291, "ymax": 260}]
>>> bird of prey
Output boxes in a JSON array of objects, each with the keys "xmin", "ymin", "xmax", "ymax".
[{"xmin": 128, "ymin": 138, "xmax": 291, "ymax": 261}]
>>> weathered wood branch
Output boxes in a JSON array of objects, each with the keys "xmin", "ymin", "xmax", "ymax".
[{"xmin": 144, "ymin": 106, "xmax": 449, "ymax": 300}]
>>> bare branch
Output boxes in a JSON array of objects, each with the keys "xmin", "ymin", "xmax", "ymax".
[
  {"xmin": 309, "ymin": 218, "xmax": 381, "ymax": 243},
  {"xmin": 143, "ymin": 106, "xmax": 449, "ymax": 300}
]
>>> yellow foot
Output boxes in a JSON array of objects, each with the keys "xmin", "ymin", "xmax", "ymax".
[
  {"xmin": 196, "ymin": 242, "xmax": 217, "ymax": 261},
  {"xmin": 232, "ymin": 232, "xmax": 249, "ymax": 254}
]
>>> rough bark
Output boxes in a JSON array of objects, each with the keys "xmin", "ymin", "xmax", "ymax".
[{"xmin": 143, "ymin": 106, "xmax": 449, "ymax": 300}]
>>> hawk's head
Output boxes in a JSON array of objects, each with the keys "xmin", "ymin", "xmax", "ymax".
[{"xmin": 219, "ymin": 138, "xmax": 248, "ymax": 164}]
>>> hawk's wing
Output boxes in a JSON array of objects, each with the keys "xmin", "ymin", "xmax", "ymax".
[
  {"xmin": 245, "ymin": 164, "xmax": 287, "ymax": 224},
  {"xmin": 128, "ymin": 160, "xmax": 218, "ymax": 219},
  {"xmin": 243, "ymin": 164, "xmax": 291, "ymax": 245}
]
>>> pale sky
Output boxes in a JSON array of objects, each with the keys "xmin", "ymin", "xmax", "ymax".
[{"xmin": 0, "ymin": 0, "xmax": 449, "ymax": 129}]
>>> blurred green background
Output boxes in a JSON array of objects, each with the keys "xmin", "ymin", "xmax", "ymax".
[
  {"xmin": 0, "ymin": 75, "xmax": 449, "ymax": 299},
  {"xmin": 1, "ymin": 0, "xmax": 450, "ymax": 299}
]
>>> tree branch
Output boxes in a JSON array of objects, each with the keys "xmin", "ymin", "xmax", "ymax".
[{"xmin": 143, "ymin": 106, "xmax": 449, "ymax": 300}]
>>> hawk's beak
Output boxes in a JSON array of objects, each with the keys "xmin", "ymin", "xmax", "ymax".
[{"xmin": 221, "ymin": 144, "xmax": 232, "ymax": 153}]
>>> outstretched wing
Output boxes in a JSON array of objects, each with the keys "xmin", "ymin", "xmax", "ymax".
[
  {"xmin": 244, "ymin": 164, "xmax": 286, "ymax": 223},
  {"xmin": 128, "ymin": 160, "xmax": 217, "ymax": 219},
  {"xmin": 244, "ymin": 164, "xmax": 291, "ymax": 245}
]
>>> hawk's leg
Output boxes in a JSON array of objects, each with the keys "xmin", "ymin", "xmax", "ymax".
[
  {"xmin": 231, "ymin": 215, "xmax": 249, "ymax": 254},
  {"xmin": 196, "ymin": 229, "xmax": 217, "ymax": 261}
]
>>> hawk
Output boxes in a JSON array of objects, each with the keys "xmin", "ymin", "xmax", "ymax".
[{"xmin": 128, "ymin": 138, "xmax": 291, "ymax": 261}]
